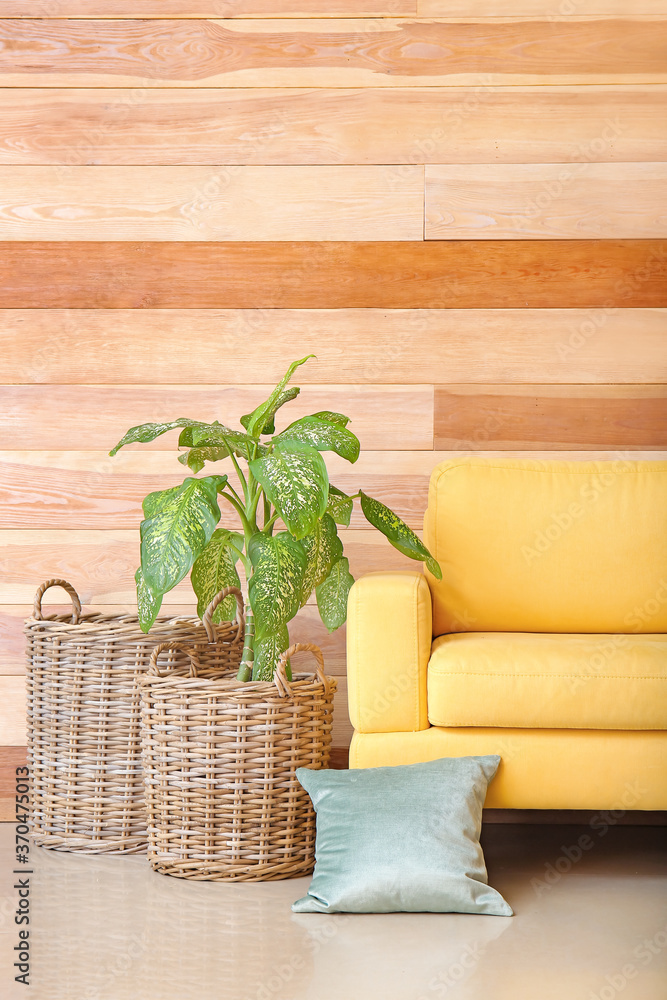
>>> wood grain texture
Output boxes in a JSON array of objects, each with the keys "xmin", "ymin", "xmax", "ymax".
[
  {"xmin": 3, "ymin": 242, "xmax": 666, "ymax": 308},
  {"xmin": 435, "ymin": 385, "xmax": 667, "ymax": 449},
  {"xmin": 3, "ymin": 87, "xmax": 666, "ymax": 166},
  {"xmin": 0, "ymin": 2, "xmax": 418, "ymax": 14},
  {"xmin": 2, "ymin": 450, "xmax": 664, "ymax": 535},
  {"xmin": 0, "ymin": 384, "xmax": 433, "ymax": 451},
  {"xmin": 1, "ymin": 1, "xmax": 665, "ymax": 14},
  {"xmin": 0, "ymin": 747, "xmax": 25, "ymax": 792},
  {"xmin": 328, "ymin": 747, "xmax": 349, "ymax": 769},
  {"xmin": 0, "ymin": 607, "xmax": 25, "ymax": 672},
  {"xmin": 2, "ymin": 454, "xmax": 664, "ymax": 607},
  {"xmin": 332, "ymin": 676, "xmax": 353, "ymax": 749},
  {"xmin": 0, "ymin": 18, "xmax": 665, "ymax": 88},
  {"xmin": 0, "ymin": 528, "xmax": 417, "ymax": 605},
  {"xmin": 0, "ymin": 450, "xmax": 433, "ymax": 531},
  {"xmin": 4, "ymin": 308, "xmax": 665, "ymax": 386},
  {"xmin": 419, "ymin": 0, "xmax": 667, "ymax": 12},
  {"xmin": 0, "ymin": 166, "xmax": 422, "ymax": 241},
  {"xmin": 0, "ymin": 746, "xmax": 26, "ymax": 822},
  {"xmin": 426, "ymin": 163, "xmax": 667, "ymax": 240},
  {"xmin": 0, "ymin": 676, "xmax": 26, "ymax": 744}
]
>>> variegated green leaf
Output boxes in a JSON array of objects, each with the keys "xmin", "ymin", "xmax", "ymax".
[
  {"xmin": 241, "ymin": 355, "xmax": 314, "ymax": 438},
  {"xmin": 274, "ymin": 415, "xmax": 360, "ymax": 464},
  {"xmin": 179, "ymin": 423, "xmax": 263, "ymax": 459},
  {"xmin": 191, "ymin": 529, "xmax": 243, "ymax": 624},
  {"xmin": 109, "ymin": 418, "xmax": 198, "ymax": 457},
  {"xmin": 135, "ymin": 566, "xmax": 163, "ymax": 634},
  {"xmin": 325, "ymin": 485, "xmax": 354, "ymax": 527},
  {"xmin": 316, "ymin": 557, "xmax": 355, "ymax": 633},
  {"xmin": 249, "ymin": 441, "xmax": 328, "ymax": 540},
  {"xmin": 312, "ymin": 411, "xmax": 350, "ymax": 428},
  {"xmin": 359, "ymin": 492, "xmax": 442, "ymax": 580},
  {"xmin": 140, "ymin": 476, "xmax": 227, "ymax": 597},
  {"xmin": 299, "ymin": 514, "xmax": 343, "ymax": 607},
  {"xmin": 247, "ymin": 532, "xmax": 306, "ymax": 641},
  {"xmin": 249, "ymin": 387, "xmax": 300, "ymax": 436},
  {"xmin": 252, "ymin": 624, "xmax": 291, "ymax": 682},
  {"xmin": 178, "ymin": 447, "xmax": 229, "ymax": 474},
  {"xmin": 178, "ymin": 423, "xmax": 232, "ymax": 448}
]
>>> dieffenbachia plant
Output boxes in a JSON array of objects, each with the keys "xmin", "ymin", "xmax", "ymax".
[{"xmin": 110, "ymin": 357, "xmax": 441, "ymax": 682}]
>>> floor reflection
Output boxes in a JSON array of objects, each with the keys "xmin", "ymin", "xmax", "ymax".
[{"xmin": 0, "ymin": 825, "xmax": 663, "ymax": 1000}]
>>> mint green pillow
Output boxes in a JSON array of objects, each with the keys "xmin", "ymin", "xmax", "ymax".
[{"xmin": 292, "ymin": 755, "xmax": 512, "ymax": 915}]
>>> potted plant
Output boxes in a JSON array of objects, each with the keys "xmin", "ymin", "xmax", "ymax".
[{"xmin": 110, "ymin": 356, "xmax": 441, "ymax": 682}]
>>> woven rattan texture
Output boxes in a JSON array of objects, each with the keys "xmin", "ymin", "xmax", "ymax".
[
  {"xmin": 140, "ymin": 644, "xmax": 337, "ymax": 881},
  {"xmin": 25, "ymin": 580, "xmax": 243, "ymax": 854}
]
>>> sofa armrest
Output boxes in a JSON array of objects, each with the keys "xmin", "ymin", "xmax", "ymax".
[{"xmin": 347, "ymin": 571, "xmax": 432, "ymax": 734}]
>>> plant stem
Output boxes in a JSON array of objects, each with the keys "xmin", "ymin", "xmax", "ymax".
[
  {"xmin": 218, "ymin": 490, "xmax": 251, "ymax": 534},
  {"xmin": 262, "ymin": 511, "xmax": 279, "ymax": 534},
  {"xmin": 248, "ymin": 483, "xmax": 263, "ymax": 529},
  {"xmin": 228, "ymin": 540, "xmax": 251, "ymax": 576},
  {"xmin": 236, "ymin": 603, "xmax": 255, "ymax": 682},
  {"xmin": 224, "ymin": 481, "xmax": 245, "ymax": 507},
  {"xmin": 222, "ymin": 439, "xmax": 249, "ymax": 504}
]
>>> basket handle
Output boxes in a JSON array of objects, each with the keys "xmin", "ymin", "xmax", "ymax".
[
  {"xmin": 33, "ymin": 579, "xmax": 82, "ymax": 624},
  {"xmin": 202, "ymin": 586, "xmax": 245, "ymax": 644},
  {"xmin": 148, "ymin": 641, "xmax": 200, "ymax": 678},
  {"xmin": 274, "ymin": 643, "xmax": 330, "ymax": 698}
]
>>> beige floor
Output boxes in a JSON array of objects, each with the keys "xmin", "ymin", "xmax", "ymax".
[{"xmin": 1, "ymin": 823, "xmax": 666, "ymax": 1000}]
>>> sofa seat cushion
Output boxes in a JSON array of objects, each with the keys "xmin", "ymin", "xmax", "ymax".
[{"xmin": 427, "ymin": 632, "xmax": 667, "ymax": 730}]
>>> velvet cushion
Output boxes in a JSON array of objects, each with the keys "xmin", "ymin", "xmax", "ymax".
[{"xmin": 292, "ymin": 755, "xmax": 512, "ymax": 915}]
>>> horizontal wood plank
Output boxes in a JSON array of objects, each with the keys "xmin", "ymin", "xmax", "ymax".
[
  {"xmin": 0, "ymin": 166, "xmax": 422, "ymax": 241},
  {"xmin": 0, "ymin": 450, "xmax": 432, "ymax": 530},
  {"xmin": 0, "ymin": 676, "xmax": 26, "ymax": 744},
  {"xmin": 0, "ymin": 607, "xmax": 25, "ymax": 671},
  {"xmin": 2, "ymin": 242, "xmax": 666, "ymax": 308},
  {"xmin": 0, "ymin": 384, "xmax": 433, "ymax": 451},
  {"xmin": 419, "ymin": 0, "xmax": 667, "ymax": 12},
  {"xmin": 2, "ymin": 1, "xmax": 665, "ymax": 14},
  {"xmin": 1, "ymin": 450, "xmax": 664, "ymax": 535},
  {"xmin": 0, "ymin": 2, "xmax": 417, "ymax": 14},
  {"xmin": 332, "ymin": 676, "xmax": 353, "ymax": 749},
  {"xmin": 2, "ymin": 452, "xmax": 664, "ymax": 604},
  {"xmin": 0, "ymin": 746, "xmax": 27, "ymax": 822},
  {"xmin": 0, "ymin": 18, "xmax": 665, "ymax": 88},
  {"xmin": 3, "ymin": 87, "xmax": 666, "ymax": 166},
  {"xmin": 426, "ymin": 163, "xmax": 667, "ymax": 240},
  {"xmin": 328, "ymin": 747, "xmax": 349, "ymax": 769},
  {"xmin": 435, "ymin": 385, "xmax": 667, "ymax": 449},
  {"xmin": 2, "ymin": 309, "xmax": 666, "ymax": 386},
  {"xmin": 0, "ymin": 528, "xmax": 416, "ymax": 606}
]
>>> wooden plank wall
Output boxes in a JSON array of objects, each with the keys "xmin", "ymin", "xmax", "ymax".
[{"xmin": 0, "ymin": 4, "xmax": 666, "ymax": 817}]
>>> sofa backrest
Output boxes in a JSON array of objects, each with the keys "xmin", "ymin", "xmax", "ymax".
[{"xmin": 423, "ymin": 458, "xmax": 667, "ymax": 635}]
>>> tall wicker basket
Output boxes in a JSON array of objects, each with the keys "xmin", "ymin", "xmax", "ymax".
[
  {"xmin": 25, "ymin": 579, "xmax": 245, "ymax": 853},
  {"xmin": 140, "ymin": 641, "xmax": 337, "ymax": 881}
]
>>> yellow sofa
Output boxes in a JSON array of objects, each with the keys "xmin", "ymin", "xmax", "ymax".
[{"xmin": 347, "ymin": 458, "xmax": 667, "ymax": 809}]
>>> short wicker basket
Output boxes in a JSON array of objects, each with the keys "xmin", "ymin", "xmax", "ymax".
[
  {"xmin": 140, "ymin": 640, "xmax": 337, "ymax": 881},
  {"xmin": 25, "ymin": 579, "xmax": 245, "ymax": 854}
]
